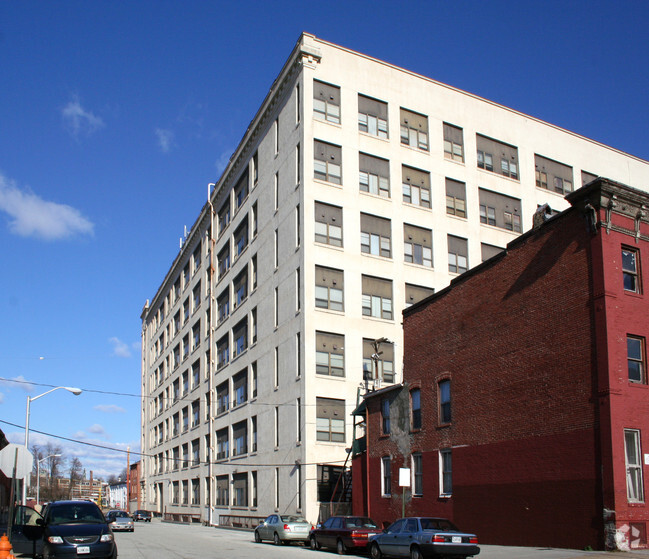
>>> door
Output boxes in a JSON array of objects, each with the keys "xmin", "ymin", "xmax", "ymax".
[{"xmin": 11, "ymin": 505, "xmax": 44, "ymax": 557}]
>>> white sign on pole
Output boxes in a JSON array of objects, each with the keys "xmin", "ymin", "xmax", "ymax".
[
  {"xmin": 399, "ymin": 467, "xmax": 410, "ymax": 487},
  {"xmin": 0, "ymin": 443, "xmax": 33, "ymax": 479}
]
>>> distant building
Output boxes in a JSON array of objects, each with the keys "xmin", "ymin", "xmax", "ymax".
[
  {"xmin": 128, "ymin": 461, "xmax": 141, "ymax": 512},
  {"xmin": 107, "ymin": 482, "xmax": 127, "ymax": 510},
  {"xmin": 140, "ymin": 32, "xmax": 649, "ymax": 525},
  {"xmin": 354, "ymin": 178, "xmax": 649, "ymax": 550}
]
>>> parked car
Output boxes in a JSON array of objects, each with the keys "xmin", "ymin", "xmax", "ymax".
[
  {"xmin": 133, "ymin": 509, "xmax": 152, "ymax": 522},
  {"xmin": 310, "ymin": 515, "xmax": 380, "ymax": 554},
  {"xmin": 106, "ymin": 509, "xmax": 135, "ymax": 532},
  {"xmin": 368, "ymin": 517, "xmax": 479, "ymax": 559},
  {"xmin": 11, "ymin": 500, "xmax": 117, "ymax": 559},
  {"xmin": 254, "ymin": 514, "xmax": 312, "ymax": 545}
]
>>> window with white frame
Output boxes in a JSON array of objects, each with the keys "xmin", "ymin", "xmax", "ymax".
[
  {"xmin": 534, "ymin": 154, "xmax": 573, "ymax": 195},
  {"xmin": 233, "ymin": 268, "xmax": 248, "ymax": 308},
  {"xmin": 232, "ymin": 420, "xmax": 247, "ymax": 456},
  {"xmin": 404, "ymin": 224, "xmax": 432, "ymax": 267},
  {"xmin": 400, "ymin": 108, "xmax": 428, "ymax": 150},
  {"xmin": 314, "ymin": 140, "xmax": 342, "ymax": 185},
  {"xmin": 479, "ymin": 188, "xmax": 522, "ymax": 232},
  {"xmin": 234, "ymin": 219, "xmax": 248, "ymax": 259},
  {"xmin": 439, "ymin": 449, "xmax": 452, "ymax": 496},
  {"xmin": 446, "ymin": 178, "xmax": 466, "ymax": 218},
  {"xmin": 628, "ymin": 335, "xmax": 646, "ymax": 384},
  {"xmin": 625, "ymin": 429, "xmax": 644, "ymax": 502},
  {"xmin": 234, "ymin": 170, "xmax": 249, "ymax": 212},
  {"xmin": 313, "ymin": 79, "xmax": 341, "ymax": 124},
  {"xmin": 217, "ymin": 288, "xmax": 229, "ymax": 324},
  {"xmin": 359, "ymin": 153, "xmax": 390, "ymax": 197},
  {"xmin": 315, "ymin": 201, "xmax": 343, "ymax": 247},
  {"xmin": 232, "ymin": 369, "xmax": 247, "ymax": 407},
  {"xmin": 477, "ymin": 134, "xmax": 519, "ymax": 180},
  {"xmin": 316, "ymin": 397, "xmax": 345, "ymax": 442},
  {"xmin": 623, "ymin": 248, "xmax": 641, "ymax": 293},
  {"xmin": 216, "ymin": 381, "xmax": 229, "ymax": 415},
  {"xmin": 447, "ymin": 235, "xmax": 468, "ymax": 274},
  {"xmin": 443, "ymin": 123, "xmax": 464, "ymax": 162},
  {"xmin": 362, "ymin": 275, "xmax": 393, "ymax": 320},
  {"xmin": 216, "ymin": 427, "xmax": 228, "ymax": 460},
  {"xmin": 316, "ymin": 331, "xmax": 344, "ymax": 377},
  {"xmin": 361, "ymin": 213, "xmax": 392, "ymax": 258},
  {"xmin": 402, "ymin": 165, "xmax": 431, "ymax": 208},
  {"xmin": 358, "ymin": 94, "xmax": 388, "ymax": 138},
  {"xmin": 381, "ymin": 456, "xmax": 391, "ymax": 496},
  {"xmin": 315, "ymin": 265, "xmax": 344, "ymax": 311}
]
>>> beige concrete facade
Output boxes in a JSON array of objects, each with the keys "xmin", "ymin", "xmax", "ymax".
[{"xmin": 140, "ymin": 33, "xmax": 649, "ymax": 525}]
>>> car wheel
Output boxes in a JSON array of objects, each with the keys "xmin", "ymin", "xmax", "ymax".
[
  {"xmin": 337, "ymin": 538, "xmax": 347, "ymax": 555},
  {"xmin": 370, "ymin": 542, "xmax": 383, "ymax": 559},
  {"xmin": 274, "ymin": 532, "xmax": 282, "ymax": 545},
  {"xmin": 410, "ymin": 546, "xmax": 422, "ymax": 559},
  {"xmin": 254, "ymin": 530, "xmax": 262, "ymax": 543},
  {"xmin": 310, "ymin": 536, "xmax": 321, "ymax": 550}
]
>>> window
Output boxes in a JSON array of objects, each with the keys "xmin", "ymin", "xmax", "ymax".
[
  {"xmin": 216, "ymin": 381, "xmax": 229, "ymax": 416},
  {"xmin": 315, "ymin": 266, "xmax": 344, "ymax": 311},
  {"xmin": 274, "ymin": 228, "xmax": 278, "ymax": 269},
  {"xmin": 191, "ymin": 400, "xmax": 199, "ymax": 428},
  {"xmin": 313, "ymin": 79, "xmax": 340, "ymax": 124},
  {"xmin": 192, "ymin": 360, "xmax": 200, "ymax": 388},
  {"xmin": 218, "ymin": 200, "xmax": 231, "ymax": 236},
  {"xmin": 216, "ymin": 475, "xmax": 229, "ymax": 505},
  {"xmin": 251, "ymin": 471, "xmax": 258, "ymax": 507},
  {"xmin": 439, "ymin": 379, "xmax": 451, "ymax": 424},
  {"xmin": 363, "ymin": 338, "xmax": 395, "ymax": 383},
  {"xmin": 400, "ymin": 108, "xmax": 428, "ymax": 150},
  {"xmin": 405, "ymin": 284, "xmax": 434, "ymax": 307},
  {"xmin": 233, "ymin": 369, "xmax": 247, "ymax": 407},
  {"xmin": 479, "ymin": 188, "xmax": 522, "ymax": 232},
  {"xmin": 192, "ymin": 322, "xmax": 200, "ymax": 351},
  {"xmin": 582, "ymin": 170, "xmax": 598, "ymax": 186},
  {"xmin": 316, "ymin": 331, "xmax": 344, "ymax": 377},
  {"xmin": 192, "ymin": 478, "xmax": 200, "ymax": 504},
  {"xmin": 217, "ymin": 288, "xmax": 229, "ymax": 324},
  {"xmin": 443, "ymin": 123, "xmax": 464, "ymax": 162},
  {"xmin": 296, "ymin": 332, "xmax": 301, "ymax": 377},
  {"xmin": 361, "ymin": 213, "xmax": 392, "ymax": 258},
  {"xmin": 358, "ymin": 94, "xmax": 388, "ymax": 138},
  {"xmin": 234, "ymin": 171, "xmax": 249, "ymax": 212},
  {"xmin": 295, "ymin": 269, "xmax": 300, "ymax": 313},
  {"xmin": 183, "ymin": 298, "xmax": 190, "ymax": 323},
  {"xmin": 446, "ymin": 178, "xmax": 466, "ymax": 218},
  {"xmin": 233, "ymin": 268, "xmax": 248, "ymax": 308},
  {"xmin": 404, "ymin": 224, "xmax": 432, "ymax": 267},
  {"xmin": 232, "ymin": 421, "xmax": 247, "ymax": 456},
  {"xmin": 274, "ymin": 172, "xmax": 279, "ymax": 210},
  {"xmin": 295, "ymin": 83, "xmax": 300, "ymax": 124},
  {"xmin": 412, "ymin": 453, "xmax": 423, "ymax": 496},
  {"xmin": 316, "ymin": 397, "xmax": 345, "ymax": 442},
  {"xmin": 625, "ymin": 429, "xmax": 644, "ymax": 502},
  {"xmin": 314, "ymin": 140, "xmax": 342, "ymax": 185},
  {"xmin": 251, "ymin": 361, "xmax": 257, "ymax": 398},
  {"xmin": 273, "ymin": 286, "xmax": 278, "ymax": 328},
  {"xmin": 359, "ymin": 153, "xmax": 390, "ymax": 197},
  {"xmin": 234, "ymin": 220, "xmax": 249, "ymax": 259},
  {"xmin": 232, "ymin": 318, "xmax": 248, "ymax": 358},
  {"xmin": 218, "ymin": 244, "xmax": 230, "ymax": 279},
  {"xmin": 251, "ymin": 306, "xmax": 257, "ymax": 344},
  {"xmin": 295, "ymin": 204, "xmax": 300, "ymax": 247},
  {"xmin": 534, "ymin": 154, "xmax": 573, "ymax": 194},
  {"xmin": 623, "ymin": 248, "xmax": 641, "ymax": 293},
  {"xmin": 402, "ymin": 165, "xmax": 431, "ymax": 208},
  {"xmin": 274, "ymin": 347, "xmax": 279, "ymax": 389},
  {"xmin": 232, "ymin": 472, "xmax": 248, "ymax": 507},
  {"xmin": 295, "ymin": 143, "xmax": 301, "ymax": 185},
  {"xmin": 440, "ymin": 449, "xmax": 452, "ymax": 496},
  {"xmin": 251, "ymin": 415, "xmax": 257, "ymax": 452},
  {"xmin": 217, "ymin": 335, "xmax": 229, "ymax": 369},
  {"xmin": 481, "ymin": 243, "xmax": 504, "ymax": 262},
  {"xmin": 381, "ymin": 456, "xmax": 391, "ymax": 496},
  {"xmin": 362, "ymin": 275, "xmax": 393, "ymax": 320},
  {"xmin": 274, "ymin": 118, "xmax": 279, "ymax": 155},
  {"xmin": 296, "ymin": 397, "xmax": 302, "ymax": 443},
  {"xmin": 251, "ymin": 151, "xmax": 258, "ymax": 188},
  {"xmin": 193, "ymin": 244, "xmax": 202, "ymax": 274},
  {"xmin": 476, "ymin": 134, "xmax": 518, "ymax": 179},
  {"xmin": 447, "ymin": 235, "xmax": 468, "ymax": 274},
  {"xmin": 381, "ymin": 398, "xmax": 390, "ymax": 434},
  {"xmin": 628, "ymin": 336, "xmax": 646, "ymax": 383},
  {"xmin": 315, "ymin": 202, "xmax": 343, "ymax": 247},
  {"xmin": 411, "ymin": 388, "xmax": 421, "ymax": 430}
]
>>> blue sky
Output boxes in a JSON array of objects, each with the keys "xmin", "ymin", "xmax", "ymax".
[{"xmin": 1, "ymin": 1, "xmax": 647, "ymax": 480}]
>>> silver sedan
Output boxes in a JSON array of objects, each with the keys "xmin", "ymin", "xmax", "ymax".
[{"xmin": 254, "ymin": 514, "xmax": 312, "ymax": 545}]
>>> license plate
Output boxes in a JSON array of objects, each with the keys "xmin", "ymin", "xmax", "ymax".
[
  {"xmin": 452, "ymin": 536, "xmax": 462, "ymax": 543},
  {"xmin": 294, "ymin": 526, "xmax": 307, "ymax": 532},
  {"xmin": 77, "ymin": 546, "xmax": 90, "ymax": 554}
]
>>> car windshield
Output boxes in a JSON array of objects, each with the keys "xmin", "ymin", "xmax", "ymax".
[
  {"xmin": 47, "ymin": 504, "xmax": 104, "ymax": 525},
  {"xmin": 345, "ymin": 517, "xmax": 377, "ymax": 528},
  {"xmin": 280, "ymin": 515, "xmax": 307, "ymax": 523},
  {"xmin": 111, "ymin": 511, "xmax": 129, "ymax": 518},
  {"xmin": 420, "ymin": 518, "xmax": 458, "ymax": 531}
]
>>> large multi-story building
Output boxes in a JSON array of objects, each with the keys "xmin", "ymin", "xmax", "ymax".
[
  {"xmin": 355, "ymin": 178, "xmax": 649, "ymax": 551},
  {"xmin": 140, "ymin": 32, "xmax": 649, "ymax": 525}
]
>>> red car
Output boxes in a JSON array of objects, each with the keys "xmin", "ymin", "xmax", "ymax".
[{"xmin": 310, "ymin": 515, "xmax": 380, "ymax": 554}]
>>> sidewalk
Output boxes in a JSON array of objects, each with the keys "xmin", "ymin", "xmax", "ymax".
[{"xmin": 480, "ymin": 545, "xmax": 649, "ymax": 559}]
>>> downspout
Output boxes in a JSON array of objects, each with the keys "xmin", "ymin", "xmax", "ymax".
[{"xmin": 208, "ymin": 183, "xmax": 216, "ymax": 525}]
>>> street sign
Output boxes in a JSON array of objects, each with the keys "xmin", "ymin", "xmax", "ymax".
[{"xmin": 0, "ymin": 444, "xmax": 33, "ymax": 479}]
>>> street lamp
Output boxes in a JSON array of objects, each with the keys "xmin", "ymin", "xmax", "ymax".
[
  {"xmin": 23, "ymin": 386, "xmax": 82, "ymax": 505},
  {"xmin": 36, "ymin": 454, "xmax": 61, "ymax": 505}
]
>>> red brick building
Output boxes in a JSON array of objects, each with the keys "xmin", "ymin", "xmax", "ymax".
[{"xmin": 352, "ymin": 178, "xmax": 649, "ymax": 550}]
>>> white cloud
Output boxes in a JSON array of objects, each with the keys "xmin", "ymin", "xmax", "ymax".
[
  {"xmin": 0, "ymin": 173, "xmax": 94, "ymax": 240},
  {"xmin": 0, "ymin": 375, "xmax": 35, "ymax": 393},
  {"xmin": 94, "ymin": 404, "xmax": 126, "ymax": 414},
  {"xmin": 155, "ymin": 128, "xmax": 175, "ymax": 153},
  {"xmin": 88, "ymin": 424, "xmax": 106, "ymax": 435},
  {"xmin": 215, "ymin": 149, "xmax": 233, "ymax": 174},
  {"xmin": 109, "ymin": 337, "xmax": 131, "ymax": 358},
  {"xmin": 61, "ymin": 95, "xmax": 104, "ymax": 138}
]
